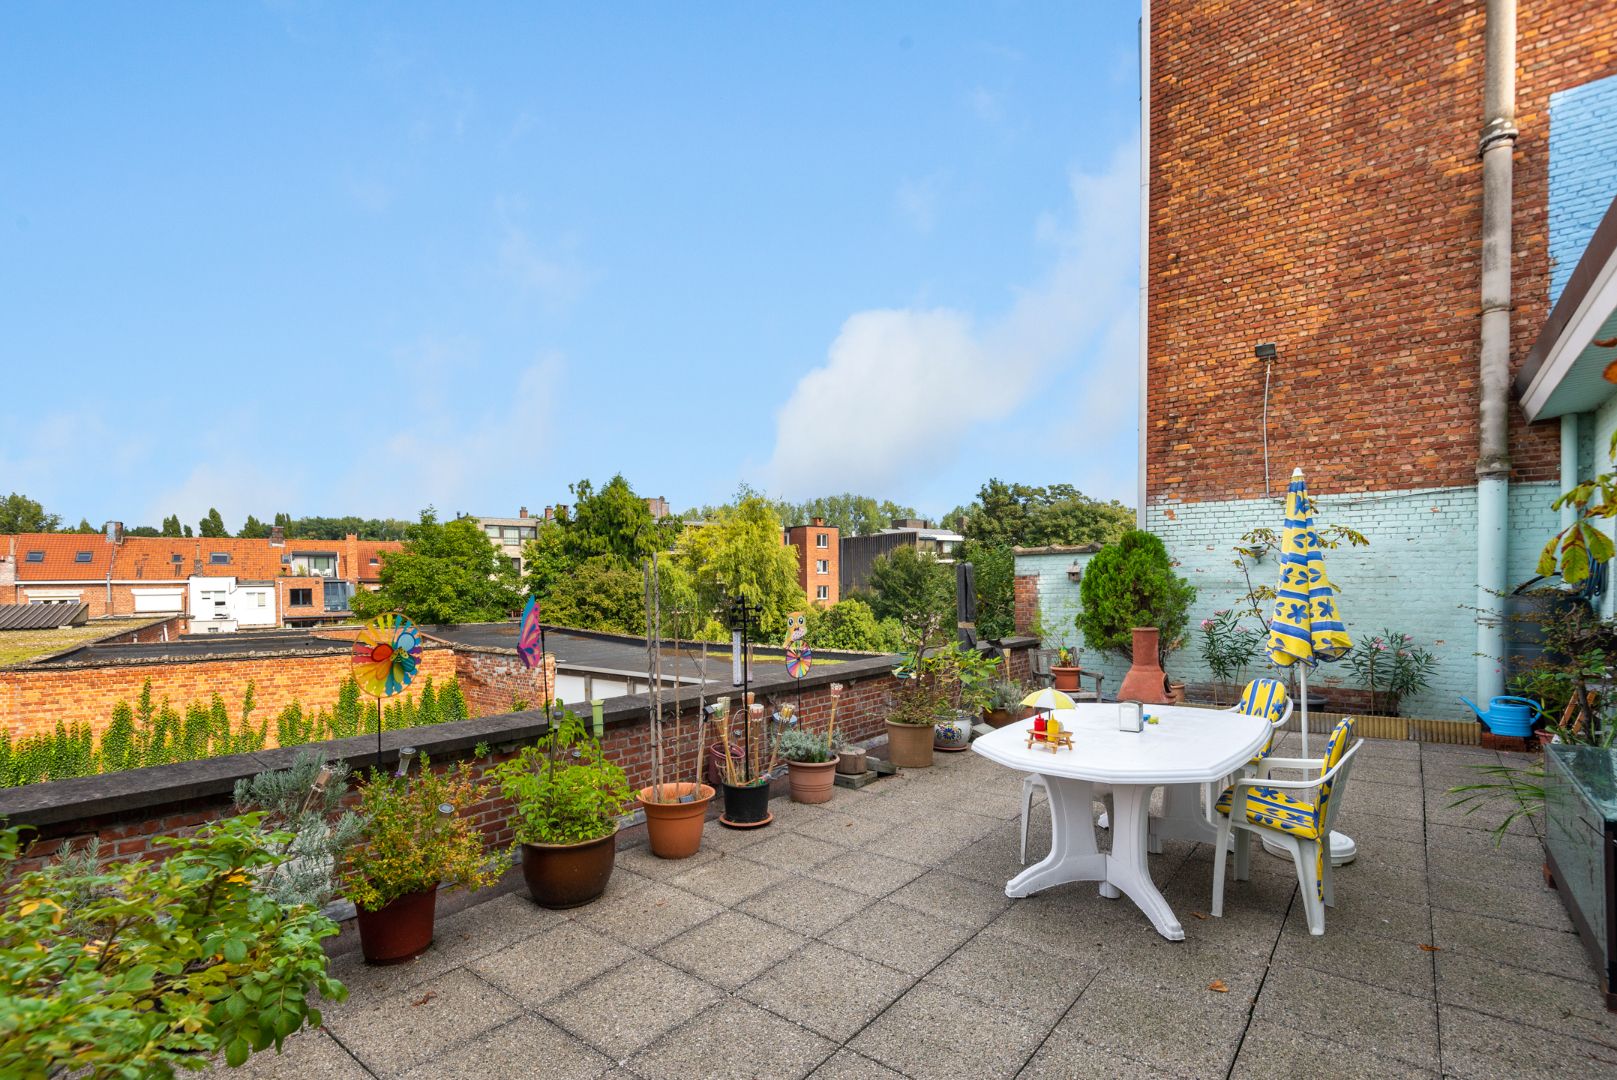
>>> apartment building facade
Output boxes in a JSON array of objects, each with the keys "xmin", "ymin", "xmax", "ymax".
[{"xmin": 785, "ymin": 517, "xmax": 840, "ymax": 606}]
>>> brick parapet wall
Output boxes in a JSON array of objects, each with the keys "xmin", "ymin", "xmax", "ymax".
[
  {"xmin": 0, "ymin": 642, "xmax": 1037, "ymax": 877},
  {"xmin": 453, "ymin": 649, "xmax": 556, "ymax": 717},
  {"xmin": 0, "ymin": 647, "xmax": 458, "ymax": 741},
  {"xmin": 1147, "ymin": 0, "xmax": 1617, "ymax": 504}
]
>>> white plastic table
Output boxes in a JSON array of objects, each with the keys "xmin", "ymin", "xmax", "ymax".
[{"xmin": 973, "ymin": 704, "xmax": 1271, "ymax": 941}]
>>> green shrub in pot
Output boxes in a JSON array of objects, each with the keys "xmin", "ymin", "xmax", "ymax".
[
  {"xmin": 492, "ymin": 709, "xmax": 634, "ymax": 847},
  {"xmin": 776, "ymin": 726, "xmax": 833, "ymax": 763}
]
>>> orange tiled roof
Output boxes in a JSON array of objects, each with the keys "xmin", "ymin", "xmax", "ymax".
[{"xmin": 6, "ymin": 534, "xmax": 402, "ymax": 583}]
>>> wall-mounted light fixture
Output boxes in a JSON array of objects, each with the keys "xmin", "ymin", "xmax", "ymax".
[{"xmin": 1254, "ymin": 343, "xmax": 1278, "ymax": 496}]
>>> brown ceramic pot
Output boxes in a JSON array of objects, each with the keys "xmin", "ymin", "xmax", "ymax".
[
  {"xmin": 638, "ymin": 783, "xmax": 715, "ymax": 859},
  {"xmin": 984, "ymin": 708, "xmax": 1021, "ymax": 728},
  {"xmin": 520, "ymin": 830, "xmax": 617, "ymax": 909},
  {"xmin": 786, "ymin": 757, "xmax": 840, "ymax": 803},
  {"xmin": 355, "ymin": 886, "xmax": 438, "ymax": 965},
  {"xmin": 1116, "ymin": 627, "xmax": 1170, "ymax": 704},
  {"xmin": 885, "ymin": 721, "xmax": 935, "ymax": 768},
  {"xmin": 1051, "ymin": 666, "xmax": 1082, "ymax": 692}
]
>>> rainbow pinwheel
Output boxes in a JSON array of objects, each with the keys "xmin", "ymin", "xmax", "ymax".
[
  {"xmin": 785, "ymin": 647, "xmax": 812, "ymax": 679},
  {"xmin": 517, "ymin": 595, "xmax": 544, "ymax": 670},
  {"xmin": 352, "ymin": 613, "xmax": 422, "ymax": 698}
]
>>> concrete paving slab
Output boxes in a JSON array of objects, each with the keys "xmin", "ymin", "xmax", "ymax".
[
  {"xmin": 1272, "ymin": 920, "xmax": 1438, "ymax": 998},
  {"xmin": 613, "ymin": 838, "xmax": 721, "ymax": 881},
  {"xmin": 741, "ymin": 831, "xmax": 848, "ymax": 873},
  {"xmin": 885, "ymin": 868, "xmax": 1012, "ymax": 926},
  {"xmin": 651, "ymin": 910, "xmax": 808, "ymax": 990},
  {"xmin": 1283, "ymin": 887, "xmax": 1433, "ymax": 944},
  {"xmin": 1427, "ymin": 874, "xmax": 1572, "ymax": 932},
  {"xmin": 1435, "ymin": 951, "xmax": 1617, "ymax": 1046},
  {"xmin": 1437, "ymin": 1003, "xmax": 1617, "ymax": 1079},
  {"xmin": 665, "ymin": 851, "xmax": 793, "ymax": 905},
  {"xmin": 806, "ymin": 1048, "xmax": 908, "ymax": 1079},
  {"xmin": 468, "ymin": 921, "xmax": 636, "ymax": 1008},
  {"xmin": 201, "ymin": 1030, "xmax": 369, "ymax": 1079},
  {"xmin": 927, "ymin": 932, "xmax": 1097, "ymax": 1023},
  {"xmin": 1430, "ymin": 907, "xmax": 1593, "ymax": 983},
  {"xmin": 1254, "ymin": 963, "xmax": 1439, "ymax": 1071},
  {"xmin": 1015, "ymin": 1031, "xmax": 1169, "ymax": 1079},
  {"xmin": 322, "ymin": 967, "xmax": 523, "ymax": 1077},
  {"xmin": 790, "ymin": 808, "xmax": 894, "ymax": 848},
  {"xmin": 544, "ymin": 956, "xmax": 723, "ymax": 1060},
  {"xmin": 570, "ymin": 879, "xmax": 725, "ymax": 951},
  {"xmin": 625, "ymin": 999, "xmax": 836, "ymax": 1080},
  {"xmin": 848, "ymin": 981, "xmax": 1051, "ymax": 1080},
  {"xmin": 737, "ymin": 874, "xmax": 876, "ymax": 937},
  {"xmin": 738, "ymin": 943, "xmax": 915, "ymax": 1042},
  {"xmin": 396, "ymin": 1015, "xmax": 612, "ymax": 1080},
  {"xmin": 1229, "ymin": 1018, "xmax": 1438, "ymax": 1078},
  {"xmin": 807, "ymin": 849, "xmax": 928, "ymax": 898},
  {"xmin": 1049, "ymin": 969, "xmax": 1250, "ymax": 1077},
  {"xmin": 820, "ymin": 899, "xmax": 980, "ymax": 977}
]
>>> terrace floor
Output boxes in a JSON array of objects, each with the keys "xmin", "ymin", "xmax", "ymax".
[{"xmin": 210, "ymin": 737, "xmax": 1617, "ymax": 1079}]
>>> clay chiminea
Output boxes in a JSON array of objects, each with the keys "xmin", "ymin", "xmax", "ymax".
[{"xmin": 1116, "ymin": 627, "xmax": 1170, "ymax": 704}]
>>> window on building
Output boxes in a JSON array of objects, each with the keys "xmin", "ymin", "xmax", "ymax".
[
  {"xmin": 815, "ymin": 559, "xmax": 829, "ymax": 575},
  {"xmin": 485, "ymin": 524, "xmax": 502, "ymax": 537},
  {"xmin": 501, "ymin": 526, "xmax": 524, "ymax": 540},
  {"xmin": 816, "ymin": 533, "xmax": 829, "ymax": 548},
  {"xmin": 288, "ymin": 588, "xmax": 313, "ymax": 606},
  {"xmin": 74, "ymin": 551, "xmax": 93, "ymax": 563},
  {"xmin": 209, "ymin": 552, "xmax": 231, "ymax": 565},
  {"xmin": 25, "ymin": 551, "xmax": 43, "ymax": 563},
  {"xmin": 323, "ymin": 580, "xmax": 352, "ymax": 612},
  {"xmin": 521, "ymin": 526, "xmax": 536, "ymax": 539},
  {"xmin": 172, "ymin": 554, "xmax": 183, "ymax": 564},
  {"xmin": 256, "ymin": 593, "xmax": 266, "ymax": 607},
  {"xmin": 816, "ymin": 585, "xmax": 829, "ymax": 601},
  {"xmin": 289, "ymin": 553, "xmax": 337, "ymax": 577},
  {"xmin": 369, "ymin": 557, "xmax": 379, "ymax": 565}
]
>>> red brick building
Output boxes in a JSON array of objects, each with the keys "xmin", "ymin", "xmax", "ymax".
[
  {"xmin": 0, "ymin": 530, "xmax": 399, "ymax": 630},
  {"xmin": 785, "ymin": 517, "xmax": 840, "ymax": 606},
  {"xmin": 1142, "ymin": 1, "xmax": 1617, "ymax": 715}
]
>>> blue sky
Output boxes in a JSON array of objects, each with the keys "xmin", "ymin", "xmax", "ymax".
[{"xmin": 1, "ymin": 3, "xmax": 1142, "ymax": 532}]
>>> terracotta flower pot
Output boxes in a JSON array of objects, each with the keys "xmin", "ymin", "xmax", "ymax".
[
  {"xmin": 885, "ymin": 721, "xmax": 935, "ymax": 768},
  {"xmin": 520, "ymin": 830, "xmax": 618, "ymax": 909},
  {"xmin": 638, "ymin": 782, "xmax": 715, "ymax": 859},
  {"xmin": 1051, "ymin": 666, "xmax": 1082, "ymax": 692},
  {"xmin": 355, "ymin": 886, "xmax": 438, "ymax": 966},
  {"xmin": 1117, "ymin": 627, "xmax": 1170, "ymax": 704},
  {"xmin": 787, "ymin": 757, "xmax": 839, "ymax": 803}
]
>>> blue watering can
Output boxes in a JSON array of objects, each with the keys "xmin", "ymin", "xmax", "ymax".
[{"xmin": 1459, "ymin": 695, "xmax": 1544, "ymax": 738}]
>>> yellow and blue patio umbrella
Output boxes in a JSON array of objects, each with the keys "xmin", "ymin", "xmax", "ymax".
[{"xmin": 1267, "ymin": 467, "xmax": 1352, "ymax": 757}]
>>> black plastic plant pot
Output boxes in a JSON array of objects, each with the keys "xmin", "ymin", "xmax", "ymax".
[{"xmin": 720, "ymin": 781, "xmax": 772, "ymax": 828}]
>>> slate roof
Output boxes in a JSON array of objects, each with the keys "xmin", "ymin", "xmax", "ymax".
[{"xmin": 0, "ymin": 602, "xmax": 90, "ymax": 631}]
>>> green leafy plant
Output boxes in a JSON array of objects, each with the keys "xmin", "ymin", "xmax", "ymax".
[
  {"xmin": 1076, "ymin": 530, "xmax": 1197, "ymax": 664},
  {"xmin": 0, "ymin": 815, "xmax": 346, "ymax": 1075},
  {"xmin": 985, "ymin": 679, "xmax": 1028, "ymax": 713},
  {"xmin": 491, "ymin": 708, "xmax": 633, "ymax": 847},
  {"xmin": 1344, "ymin": 629, "xmax": 1436, "ymax": 715},
  {"xmin": 339, "ymin": 760, "xmax": 500, "ymax": 913},
  {"xmin": 1539, "ymin": 427, "xmax": 1617, "ymax": 584},
  {"xmin": 233, "ymin": 750, "xmax": 367, "ymax": 908},
  {"xmin": 776, "ymin": 726, "xmax": 833, "ymax": 763},
  {"xmin": 1448, "ymin": 762, "xmax": 1550, "ymax": 843},
  {"xmin": 1198, "ymin": 608, "xmax": 1265, "ymax": 704}
]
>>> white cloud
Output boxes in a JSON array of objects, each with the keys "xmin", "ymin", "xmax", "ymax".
[{"xmin": 765, "ymin": 141, "xmax": 1139, "ymax": 498}]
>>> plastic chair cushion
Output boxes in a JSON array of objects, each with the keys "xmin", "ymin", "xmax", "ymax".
[{"xmin": 1213, "ymin": 783, "xmax": 1321, "ymax": 840}]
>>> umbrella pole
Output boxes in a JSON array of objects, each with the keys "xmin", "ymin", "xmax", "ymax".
[{"xmin": 1298, "ymin": 666, "xmax": 1310, "ymax": 758}]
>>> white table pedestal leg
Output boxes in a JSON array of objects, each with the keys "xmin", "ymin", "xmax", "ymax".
[
  {"xmin": 1004, "ymin": 776, "xmax": 1107, "ymax": 898},
  {"xmin": 1153, "ymin": 783, "xmax": 1220, "ymax": 845},
  {"xmin": 1104, "ymin": 784, "xmax": 1185, "ymax": 941}
]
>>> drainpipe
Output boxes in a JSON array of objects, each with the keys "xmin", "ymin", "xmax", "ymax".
[
  {"xmin": 1560, "ymin": 414, "xmax": 1581, "ymax": 533},
  {"xmin": 1136, "ymin": 4, "xmax": 1151, "ymax": 529},
  {"xmin": 1476, "ymin": 0, "xmax": 1518, "ymax": 705}
]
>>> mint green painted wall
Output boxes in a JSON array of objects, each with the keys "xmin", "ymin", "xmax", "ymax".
[
  {"xmin": 1012, "ymin": 549, "xmax": 1132, "ymax": 693},
  {"xmin": 1025, "ymin": 485, "xmax": 1560, "ymax": 718}
]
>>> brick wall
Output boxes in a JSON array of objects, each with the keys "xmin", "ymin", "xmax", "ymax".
[
  {"xmin": 454, "ymin": 649, "xmax": 557, "ymax": 716},
  {"xmin": 1, "ymin": 643, "xmax": 1037, "ymax": 877},
  {"xmin": 94, "ymin": 615, "xmax": 188, "ymax": 646},
  {"xmin": 1147, "ymin": 0, "xmax": 1617, "ymax": 505},
  {"xmin": 1548, "ymin": 73, "xmax": 1617, "ymax": 304},
  {"xmin": 1013, "ymin": 574, "xmax": 1040, "ymax": 636},
  {"xmin": 0, "ymin": 647, "xmax": 459, "ymax": 741}
]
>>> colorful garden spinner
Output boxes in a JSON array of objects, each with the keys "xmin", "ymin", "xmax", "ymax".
[
  {"xmin": 783, "ymin": 610, "xmax": 811, "ymax": 679},
  {"xmin": 517, "ymin": 595, "xmax": 544, "ymax": 669},
  {"xmin": 351, "ymin": 613, "xmax": 422, "ymax": 698}
]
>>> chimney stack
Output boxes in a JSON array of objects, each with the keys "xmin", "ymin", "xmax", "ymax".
[
  {"xmin": 269, "ymin": 526, "xmax": 285, "ymax": 546},
  {"xmin": 520, "ymin": 506, "xmax": 528, "ymax": 518},
  {"xmin": 812, "ymin": 517, "xmax": 824, "ymax": 527}
]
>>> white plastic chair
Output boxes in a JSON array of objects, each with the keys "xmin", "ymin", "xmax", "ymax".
[{"xmin": 1211, "ymin": 718, "xmax": 1362, "ymax": 935}]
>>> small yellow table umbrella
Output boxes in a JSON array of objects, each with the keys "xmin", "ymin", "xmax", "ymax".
[{"xmin": 1021, "ymin": 688, "xmax": 1077, "ymax": 712}]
